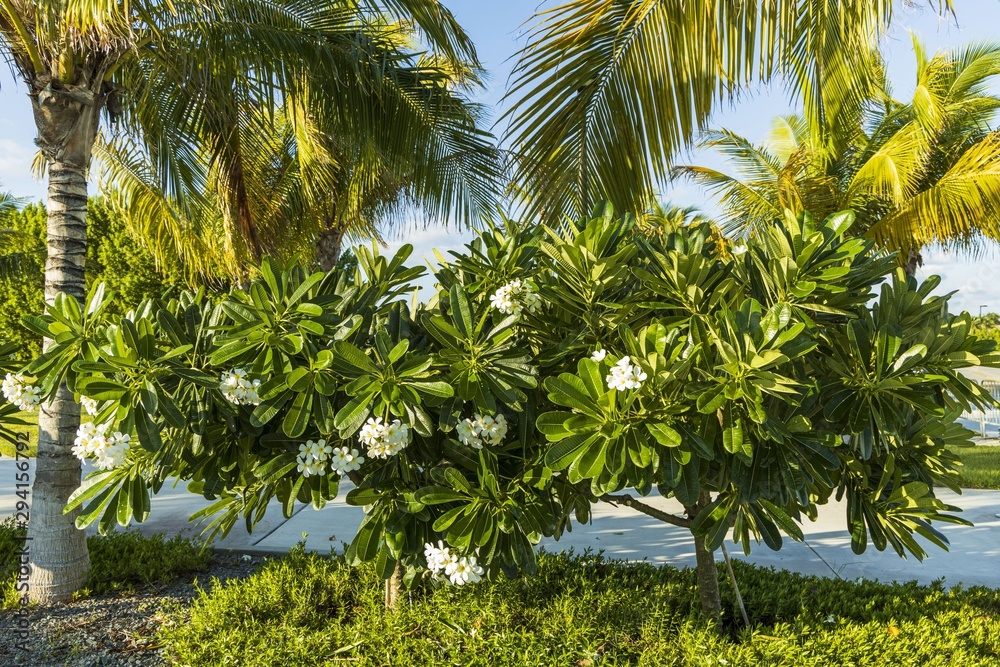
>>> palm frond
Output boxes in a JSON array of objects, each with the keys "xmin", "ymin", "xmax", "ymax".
[
  {"xmin": 868, "ymin": 132, "xmax": 1000, "ymax": 251},
  {"xmin": 501, "ymin": 0, "xmax": 922, "ymax": 223}
]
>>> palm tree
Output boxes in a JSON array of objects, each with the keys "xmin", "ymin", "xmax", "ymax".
[
  {"xmin": 673, "ymin": 37, "xmax": 1000, "ymax": 273},
  {"xmin": 501, "ymin": 0, "xmax": 954, "ymax": 225},
  {"xmin": 0, "ymin": 0, "xmax": 479, "ymax": 603},
  {"xmin": 97, "ymin": 31, "xmax": 501, "ymax": 281}
]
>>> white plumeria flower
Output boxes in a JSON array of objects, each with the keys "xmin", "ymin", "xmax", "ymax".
[
  {"xmin": 489, "ymin": 279, "xmax": 541, "ymax": 318},
  {"xmin": 95, "ymin": 432, "xmax": 131, "ymax": 470},
  {"xmin": 472, "ymin": 414, "xmax": 494, "ymax": 436},
  {"xmin": 80, "ymin": 396, "xmax": 100, "ymax": 416},
  {"xmin": 424, "ymin": 541, "xmax": 452, "ymax": 573},
  {"xmin": 489, "ymin": 280, "xmax": 521, "ymax": 315},
  {"xmin": 296, "ymin": 439, "xmax": 333, "ymax": 477},
  {"xmin": 731, "ymin": 243, "xmax": 748, "ymax": 256},
  {"xmin": 329, "ymin": 446, "xmax": 364, "ymax": 475},
  {"xmin": 358, "ymin": 417, "xmax": 386, "ymax": 447},
  {"xmin": 72, "ymin": 422, "xmax": 102, "ymax": 461},
  {"xmin": 219, "ymin": 368, "xmax": 262, "ymax": 406},
  {"xmin": 590, "ymin": 348, "xmax": 607, "ymax": 363},
  {"xmin": 425, "ymin": 541, "xmax": 482, "ymax": 586},
  {"xmin": 605, "ymin": 356, "xmax": 647, "ymax": 392},
  {"xmin": 455, "ymin": 419, "xmax": 482, "ymax": 449},
  {"xmin": 446, "ymin": 555, "xmax": 484, "ymax": 585},
  {"xmin": 2, "ymin": 373, "xmax": 42, "ymax": 412},
  {"xmin": 360, "ymin": 418, "xmax": 410, "ymax": 459},
  {"xmin": 521, "ymin": 286, "xmax": 541, "ymax": 314},
  {"xmin": 483, "ymin": 414, "xmax": 507, "ymax": 445},
  {"xmin": 73, "ymin": 422, "xmax": 128, "ymax": 469},
  {"xmin": 467, "ymin": 413, "xmax": 508, "ymax": 446}
]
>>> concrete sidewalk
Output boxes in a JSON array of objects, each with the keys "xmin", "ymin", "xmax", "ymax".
[{"xmin": 2, "ymin": 459, "xmax": 999, "ymax": 588}]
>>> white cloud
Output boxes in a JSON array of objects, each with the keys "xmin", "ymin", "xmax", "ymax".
[{"xmin": 0, "ymin": 138, "xmax": 44, "ymax": 200}]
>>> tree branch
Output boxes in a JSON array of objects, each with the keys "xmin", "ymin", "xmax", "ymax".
[{"xmin": 600, "ymin": 493, "xmax": 692, "ymax": 529}]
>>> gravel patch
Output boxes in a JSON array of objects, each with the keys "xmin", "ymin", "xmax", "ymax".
[{"xmin": 0, "ymin": 552, "xmax": 259, "ymax": 667}]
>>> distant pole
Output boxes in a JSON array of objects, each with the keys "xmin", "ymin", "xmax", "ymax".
[{"xmin": 981, "ymin": 305, "xmax": 989, "ymax": 319}]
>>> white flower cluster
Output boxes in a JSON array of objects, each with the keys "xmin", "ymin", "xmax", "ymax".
[
  {"xmin": 297, "ymin": 439, "xmax": 333, "ymax": 477},
  {"xmin": 80, "ymin": 396, "xmax": 100, "ymax": 416},
  {"xmin": 424, "ymin": 541, "xmax": 484, "ymax": 586},
  {"xmin": 455, "ymin": 413, "xmax": 508, "ymax": 449},
  {"xmin": 489, "ymin": 279, "xmax": 541, "ymax": 317},
  {"xmin": 72, "ymin": 422, "xmax": 131, "ymax": 470},
  {"xmin": 219, "ymin": 368, "xmax": 261, "ymax": 406},
  {"xmin": 358, "ymin": 417, "xmax": 410, "ymax": 459},
  {"xmin": 2, "ymin": 373, "xmax": 41, "ymax": 412},
  {"xmin": 605, "ymin": 355, "xmax": 647, "ymax": 391},
  {"xmin": 330, "ymin": 446, "xmax": 364, "ymax": 476}
]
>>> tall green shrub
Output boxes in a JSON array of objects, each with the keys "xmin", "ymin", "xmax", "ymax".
[
  {"xmin": 10, "ymin": 205, "xmax": 998, "ymax": 620},
  {"xmin": 0, "ymin": 199, "xmax": 182, "ymax": 358}
]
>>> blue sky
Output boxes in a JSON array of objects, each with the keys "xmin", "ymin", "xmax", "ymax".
[{"xmin": 0, "ymin": 1, "xmax": 996, "ymax": 312}]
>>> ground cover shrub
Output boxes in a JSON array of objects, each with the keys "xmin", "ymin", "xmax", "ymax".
[
  {"xmin": 0, "ymin": 521, "xmax": 208, "ymax": 609},
  {"xmin": 160, "ymin": 548, "xmax": 1000, "ymax": 667},
  {"xmin": 83, "ymin": 530, "xmax": 210, "ymax": 595}
]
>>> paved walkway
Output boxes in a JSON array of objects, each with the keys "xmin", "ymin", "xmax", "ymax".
[{"xmin": 2, "ymin": 459, "xmax": 1000, "ymax": 588}]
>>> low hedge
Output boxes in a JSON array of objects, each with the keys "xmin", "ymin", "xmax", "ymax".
[
  {"xmin": 160, "ymin": 546, "xmax": 1000, "ymax": 667},
  {"xmin": 0, "ymin": 519, "xmax": 209, "ymax": 608}
]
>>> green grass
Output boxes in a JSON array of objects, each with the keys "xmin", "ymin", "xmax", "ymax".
[
  {"xmin": 0, "ymin": 518, "xmax": 209, "ymax": 609},
  {"xmin": 951, "ymin": 445, "xmax": 1000, "ymax": 490},
  {"xmin": 159, "ymin": 546, "xmax": 1000, "ymax": 667}
]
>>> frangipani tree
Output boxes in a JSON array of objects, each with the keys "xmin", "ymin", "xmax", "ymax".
[{"xmin": 14, "ymin": 204, "xmax": 996, "ymax": 620}]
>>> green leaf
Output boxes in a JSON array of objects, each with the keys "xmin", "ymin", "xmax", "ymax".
[
  {"xmin": 544, "ymin": 432, "xmax": 599, "ymax": 471},
  {"xmin": 331, "ymin": 341, "xmax": 379, "ymax": 375},
  {"xmin": 450, "ymin": 284, "xmax": 474, "ymax": 338},
  {"xmin": 414, "ymin": 486, "xmax": 466, "ymax": 505},
  {"xmin": 286, "ymin": 367, "xmax": 311, "ymax": 392},
  {"xmin": 282, "ymin": 390, "xmax": 313, "ymax": 438},
  {"xmin": 334, "ymin": 392, "xmax": 376, "ymax": 436},
  {"xmin": 296, "ymin": 303, "xmax": 323, "ymax": 316},
  {"xmin": 410, "ymin": 380, "xmax": 454, "ymax": 398},
  {"xmin": 646, "ymin": 423, "xmax": 681, "ymax": 448}
]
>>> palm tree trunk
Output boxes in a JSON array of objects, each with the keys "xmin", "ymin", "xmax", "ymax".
[
  {"xmin": 903, "ymin": 247, "xmax": 922, "ymax": 277},
  {"xmin": 316, "ymin": 225, "xmax": 346, "ymax": 272},
  {"xmin": 28, "ymin": 162, "xmax": 90, "ymax": 603}
]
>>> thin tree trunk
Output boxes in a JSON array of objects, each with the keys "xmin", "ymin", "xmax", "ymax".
[
  {"xmin": 28, "ymin": 162, "xmax": 90, "ymax": 603},
  {"xmin": 316, "ymin": 225, "xmax": 346, "ymax": 272},
  {"xmin": 686, "ymin": 494, "xmax": 722, "ymax": 624},
  {"xmin": 384, "ymin": 560, "xmax": 404, "ymax": 609},
  {"xmin": 692, "ymin": 530, "xmax": 722, "ymax": 623}
]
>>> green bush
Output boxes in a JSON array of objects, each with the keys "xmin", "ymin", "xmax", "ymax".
[
  {"xmin": 0, "ymin": 198, "xmax": 183, "ymax": 358},
  {"xmin": 160, "ymin": 548, "xmax": 1000, "ymax": 667},
  {"xmin": 0, "ymin": 520, "xmax": 208, "ymax": 609},
  {"xmin": 0, "ymin": 518, "xmax": 27, "ymax": 609},
  {"xmin": 84, "ymin": 530, "xmax": 211, "ymax": 595},
  {"xmin": 972, "ymin": 313, "xmax": 1000, "ymax": 347}
]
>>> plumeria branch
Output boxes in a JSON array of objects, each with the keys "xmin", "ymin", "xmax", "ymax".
[{"xmin": 600, "ymin": 493, "xmax": 692, "ymax": 529}]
